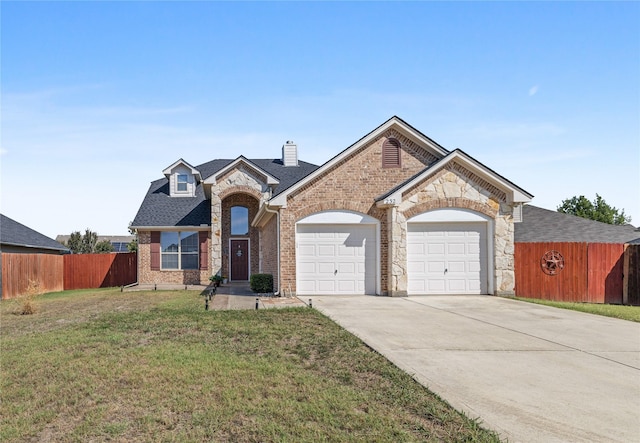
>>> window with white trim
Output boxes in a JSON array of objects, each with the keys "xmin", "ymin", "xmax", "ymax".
[
  {"xmin": 176, "ymin": 174, "xmax": 188, "ymax": 192},
  {"xmin": 161, "ymin": 231, "xmax": 198, "ymax": 269}
]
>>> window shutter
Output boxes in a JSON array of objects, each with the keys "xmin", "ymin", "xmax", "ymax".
[
  {"xmin": 199, "ymin": 231, "xmax": 208, "ymax": 270},
  {"xmin": 150, "ymin": 232, "xmax": 160, "ymax": 270},
  {"xmin": 382, "ymin": 138, "xmax": 401, "ymax": 168}
]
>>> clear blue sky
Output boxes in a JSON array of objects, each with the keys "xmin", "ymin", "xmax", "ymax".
[{"xmin": 2, "ymin": 1, "xmax": 639, "ymax": 238}]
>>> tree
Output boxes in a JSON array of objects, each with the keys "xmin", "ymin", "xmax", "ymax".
[
  {"xmin": 95, "ymin": 240, "xmax": 115, "ymax": 253},
  {"xmin": 557, "ymin": 194, "xmax": 631, "ymax": 225},
  {"xmin": 127, "ymin": 221, "xmax": 138, "ymax": 252},
  {"xmin": 64, "ymin": 229, "xmax": 100, "ymax": 253},
  {"xmin": 66, "ymin": 231, "xmax": 83, "ymax": 254},
  {"xmin": 80, "ymin": 228, "xmax": 98, "ymax": 253}
]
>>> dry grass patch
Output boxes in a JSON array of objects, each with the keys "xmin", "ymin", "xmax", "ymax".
[{"xmin": 1, "ymin": 289, "xmax": 500, "ymax": 442}]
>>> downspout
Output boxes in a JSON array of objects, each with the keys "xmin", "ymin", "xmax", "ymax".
[
  {"xmin": 123, "ymin": 227, "xmax": 140, "ymax": 289},
  {"xmin": 262, "ymin": 203, "xmax": 281, "ymax": 296}
]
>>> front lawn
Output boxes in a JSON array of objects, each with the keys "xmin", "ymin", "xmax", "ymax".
[
  {"xmin": 515, "ymin": 297, "xmax": 640, "ymax": 322},
  {"xmin": 1, "ymin": 289, "xmax": 500, "ymax": 442}
]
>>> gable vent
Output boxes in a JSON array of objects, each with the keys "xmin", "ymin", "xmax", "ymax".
[
  {"xmin": 382, "ymin": 138, "xmax": 401, "ymax": 168},
  {"xmin": 282, "ymin": 141, "xmax": 298, "ymax": 167}
]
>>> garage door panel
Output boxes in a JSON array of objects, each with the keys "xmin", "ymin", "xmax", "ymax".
[
  {"xmin": 448, "ymin": 243, "xmax": 466, "ymax": 255},
  {"xmin": 448, "ymin": 261, "xmax": 465, "ymax": 273},
  {"xmin": 318, "ymin": 245, "xmax": 335, "ymax": 256},
  {"xmin": 317, "ymin": 262, "xmax": 335, "ymax": 275},
  {"xmin": 297, "ymin": 223, "xmax": 376, "ymax": 295},
  {"xmin": 408, "ymin": 221, "xmax": 488, "ymax": 295}
]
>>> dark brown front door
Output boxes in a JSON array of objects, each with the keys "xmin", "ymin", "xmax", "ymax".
[{"xmin": 230, "ymin": 239, "xmax": 249, "ymax": 281}]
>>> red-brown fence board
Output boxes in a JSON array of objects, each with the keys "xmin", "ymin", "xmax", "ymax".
[
  {"xmin": 1, "ymin": 253, "xmax": 64, "ymax": 299},
  {"xmin": 587, "ymin": 243, "xmax": 624, "ymax": 304},
  {"xmin": 63, "ymin": 252, "xmax": 137, "ymax": 290},
  {"xmin": 626, "ymin": 244, "xmax": 640, "ymax": 305},
  {"xmin": 515, "ymin": 242, "xmax": 588, "ymax": 301}
]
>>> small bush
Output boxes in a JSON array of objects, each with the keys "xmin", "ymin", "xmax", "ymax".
[
  {"xmin": 250, "ymin": 274, "xmax": 273, "ymax": 293},
  {"xmin": 16, "ymin": 280, "xmax": 40, "ymax": 315}
]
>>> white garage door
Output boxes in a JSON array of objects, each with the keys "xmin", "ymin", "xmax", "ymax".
[
  {"xmin": 407, "ymin": 222, "xmax": 487, "ymax": 294},
  {"xmin": 297, "ymin": 224, "xmax": 376, "ymax": 295}
]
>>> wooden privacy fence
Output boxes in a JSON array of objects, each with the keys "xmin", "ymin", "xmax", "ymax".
[
  {"xmin": 64, "ymin": 252, "xmax": 137, "ymax": 290},
  {"xmin": 514, "ymin": 242, "xmax": 637, "ymax": 305},
  {"xmin": 1, "ymin": 253, "xmax": 64, "ymax": 299},
  {"xmin": 1, "ymin": 252, "xmax": 137, "ymax": 299}
]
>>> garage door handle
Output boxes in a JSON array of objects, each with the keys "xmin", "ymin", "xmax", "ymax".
[
  {"xmin": 444, "ymin": 268, "xmax": 448, "ymax": 274},
  {"xmin": 334, "ymin": 270, "xmax": 338, "ymax": 275}
]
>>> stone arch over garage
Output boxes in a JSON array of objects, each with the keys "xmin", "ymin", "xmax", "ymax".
[{"xmin": 402, "ymin": 197, "xmax": 499, "ymax": 221}]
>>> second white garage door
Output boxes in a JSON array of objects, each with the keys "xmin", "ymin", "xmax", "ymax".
[
  {"xmin": 407, "ymin": 222, "xmax": 488, "ymax": 294},
  {"xmin": 297, "ymin": 224, "xmax": 377, "ymax": 295}
]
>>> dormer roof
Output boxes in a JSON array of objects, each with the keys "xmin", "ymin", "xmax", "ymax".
[{"xmin": 162, "ymin": 158, "xmax": 202, "ymax": 183}]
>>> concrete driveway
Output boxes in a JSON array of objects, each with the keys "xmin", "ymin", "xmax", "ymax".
[{"xmin": 310, "ymin": 295, "xmax": 640, "ymax": 443}]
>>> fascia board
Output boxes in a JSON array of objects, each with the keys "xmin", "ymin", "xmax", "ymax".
[
  {"xmin": 450, "ymin": 151, "xmax": 533, "ymax": 203},
  {"xmin": 202, "ymin": 157, "xmax": 279, "ymax": 186}
]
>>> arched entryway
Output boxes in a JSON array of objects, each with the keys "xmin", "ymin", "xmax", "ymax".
[{"xmin": 222, "ymin": 193, "xmax": 260, "ymax": 281}]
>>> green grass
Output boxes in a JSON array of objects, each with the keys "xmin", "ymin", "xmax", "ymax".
[
  {"xmin": 1, "ymin": 289, "xmax": 500, "ymax": 442},
  {"xmin": 514, "ymin": 297, "xmax": 640, "ymax": 322}
]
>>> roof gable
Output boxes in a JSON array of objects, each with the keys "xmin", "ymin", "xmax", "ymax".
[
  {"xmin": 376, "ymin": 149, "xmax": 533, "ymax": 205},
  {"xmin": 270, "ymin": 116, "xmax": 450, "ymax": 206},
  {"xmin": 202, "ymin": 156, "xmax": 280, "ymax": 186},
  {"xmin": 162, "ymin": 158, "xmax": 202, "ymax": 182}
]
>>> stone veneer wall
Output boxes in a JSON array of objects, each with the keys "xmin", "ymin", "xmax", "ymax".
[
  {"xmin": 221, "ymin": 193, "xmax": 260, "ymax": 280},
  {"xmin": 137, "ymin": 230, "xmax": 211, "ymax": 285},
  {"xmin": 279, "ymin": 133, "xmax": 435, "ymax": 295},
  {"xmin": 209, "ymin": 165, "xmax": 272, "ymax": 279},
  {"xmin": 395, "ymin": 164, "xmax": 516, "ymax": 295}
]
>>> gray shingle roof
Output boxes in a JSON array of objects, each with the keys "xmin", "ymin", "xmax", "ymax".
[
  {"xmin": 1, "ymin": 214, "xmax": 70, "ymax": 252},
  {"xmin": 131, "ymin": 158, "xmax": 319, "ymax": 228},
  {"xmin": 515, "ymin": 205, "xmax": 640, "ymax": 243}
]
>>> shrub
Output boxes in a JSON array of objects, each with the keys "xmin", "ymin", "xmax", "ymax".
[{"xmin": 250, "ymin": 274, "xmax": 273, "ymax": 293}]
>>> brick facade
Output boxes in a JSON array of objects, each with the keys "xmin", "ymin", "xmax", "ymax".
[
  {"xmin": 135, "ymin": 118, "xmax": 528, "ymax": 295},
  {"xmin": 138, "ymin": 230, "xmax": 210, "ymax": 285}
]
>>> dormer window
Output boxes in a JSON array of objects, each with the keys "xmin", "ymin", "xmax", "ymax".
[
  {"xmin": 177, "ymin": 174, "xmax": 188, "ymax": 192},
  {"xmin": 382, "ymin": 138, "xmax": 401, "ymax": 168}
]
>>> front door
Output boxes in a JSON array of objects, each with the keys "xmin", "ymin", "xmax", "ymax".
[{"xmin": 230, "ymin": 239, "xmax": 249, "ymax": 281}]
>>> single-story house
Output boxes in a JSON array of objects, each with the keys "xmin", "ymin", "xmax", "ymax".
[
  {"xmin": 131, "ymin": 116, "xmax": 533, "ymax": 296},
  {"xmin": 1, "ymin": 214, "xmax": 69, "ymax": 254}
]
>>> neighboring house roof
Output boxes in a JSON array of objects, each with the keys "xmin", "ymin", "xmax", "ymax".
[
  {"xmin": 56, "ymin": 235, "xmax": 135, "ymax": 252},
  {"xmin": 131, "ymin": 157, "xmax": 319, "ymax": 228},
  {"xmin": 0, "ymin": 214, "xmax": 70, "ymax": 252},
  {"xmin": 515, "ymin": 205, "xmax": 640, "ymax": 243}
]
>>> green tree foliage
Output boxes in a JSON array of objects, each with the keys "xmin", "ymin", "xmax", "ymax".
[
  {"xmin": 127, "ymin": 221, "xmax": 138, "ymax": 252},
  {"xmin": 65, "ymin": 229, "xmax": 101, "ymax": 253},
  {"xmin": 94, "ymin": 240, "xmax": 115, "ymax": 253},
  {"xmin": 65, "ymin": 231, "xmax": 83, "ymax": 253},
  {"xmin": 557, "ymin": 194, "xmax": 631, "ymax": 225}
]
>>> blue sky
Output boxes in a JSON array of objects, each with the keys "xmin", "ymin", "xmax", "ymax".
[{"xmin": 2, "ymin": 1, "xmax": 639, "ymax": 238}]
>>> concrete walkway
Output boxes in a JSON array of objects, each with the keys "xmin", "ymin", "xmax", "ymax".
[
  {"xmin": 311, "ymin": 295, "xmax": 640, "ymax": 443},
  {"xmin": 210, "ymin": 282, "xmax": 305, "ymax": 310}
]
